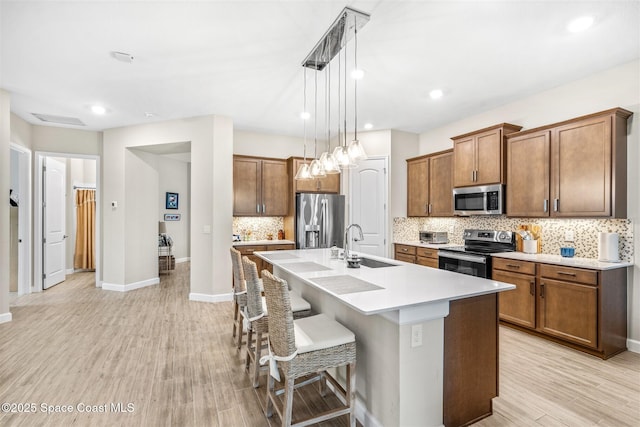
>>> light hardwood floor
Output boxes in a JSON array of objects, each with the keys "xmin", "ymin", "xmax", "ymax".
[{"xmin": 1, "ymin": 263, "xmax": 638, "ymax": 426}]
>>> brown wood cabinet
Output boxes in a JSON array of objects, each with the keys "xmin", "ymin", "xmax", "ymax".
[
  {"xmin": 493, "ymin": 258, "xmax": 536, "ymax": 329},
  {"xmin": 394, "ymin": 244, "xmax": 416, "ymax": 263},
  {"xmin": 289, "ymin": 157, "xmax": 340, "ymax": 194},
  {"xmin": 494, "ymin": 258, "xmax": 627, "ymax": 359},
  {"xmin": 506, "ymin": 108, "xmax": 632, "ymax": 218},
  {"xmin": 452, "ymin": 123, "xmax": 522, "ymax": 187},
  {"xmin": 233, "ymin": 156, "xmax": 289, "ymax": 216},
  {"xmin": 406, "ymin": 150, "xmax": 453, "ymax": 217},
  {"xmin": 416, "ymin": 247, "xmax": 439, "ymax": 268}
]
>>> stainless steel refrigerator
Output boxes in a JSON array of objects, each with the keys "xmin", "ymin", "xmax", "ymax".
[{"xmin": 295, "ymin": 193, "xmax": 345, "ymax": 249}]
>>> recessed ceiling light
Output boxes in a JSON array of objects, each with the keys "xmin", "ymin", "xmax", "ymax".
[
  {"xmin": 300, "ymin": 111, "xmax": 311, "ymax": 120},
  {"xmin": 144, "ymin": 112, "xmax": 156, "ymax": 118},
  {"xmin": 110, "ymin": 51, "xmax": 134, "ymax": 63},
  {"xmin": 91, "ymin": 105, "xmax": 106, "ymax": 115},
  {"xmin": 351, "ymin": 69, "xmax": 364, "ymax": 80},
  {"xmin": 567, "ymin": 16, "xmax": 594, "ymax": 33},
  {"xmin": 364, "ymin": 123, "xmax": 373, "ymax": 130},
  {"xmin": 429, "ymin": 89, "xmax": 444, "ymax": 100}
]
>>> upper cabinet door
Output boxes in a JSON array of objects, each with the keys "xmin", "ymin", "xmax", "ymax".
[
  {"xmin": 233, "ymin": 157, "xmax": 261, "ymax": 216},
  {"xmin": 261, "ymin": 159, "xmax": 289, "ymax": 216},
  {"xmin": 429, "ymin": 151, "xmax": 453, "ymax": 216},
  {"xmin": 506, "ymin": 130, "xmax": 550, "ymax": 217},
  {"xmin": 551, "ymin": 115, "xmax": 612, "ymax": 217},
  {"xmin": 407, "ymin": 157, "xmax": 429, "ymax": 216},
  {"xmin": 453, "ymin": 136, "xmax": 476, "ymax": 187},
  {"xmin": 475, "ymin": 128, "xmax": 503, "ymax": 185}
]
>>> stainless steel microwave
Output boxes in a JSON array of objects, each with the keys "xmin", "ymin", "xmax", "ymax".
[{"xmin": 453, "ymin": 184, "xmax": 503, "ymax": 215}]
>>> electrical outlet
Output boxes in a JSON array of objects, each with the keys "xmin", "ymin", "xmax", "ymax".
[
  {"xmin": 564, "ymin": 231, "xmax": 575, "ymax": 242},
  {"xmin": 411, "ymin": 324, "xmax": 423, "ymax": 348}
]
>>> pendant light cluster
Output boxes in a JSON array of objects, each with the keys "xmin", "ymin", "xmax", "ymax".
[{"xmin": 295, "ymin": 7, "xmax": 370, "ymax": 180}]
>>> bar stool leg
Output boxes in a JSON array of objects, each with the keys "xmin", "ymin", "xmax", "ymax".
[
  {"xmin": 283, "ymin": 377, "xmax": 295, "ymax": 427},
  {"xmin": 232, "ymin": 301, "xmax": 239, "ymax": 338},
  {"xmin": 252, "ymin": 331, "xmax": 263, "ymax": 388},
  {"xmin": 348, "ymin": 362, "xmax": 357, "ymax": 427},
  {"xmin": 265, "ymin": 374, "xmax": 275, "ymax": 418},
  {"xmin": 245, "ymin": 326, "xmax": 253, "ymax": 372}
]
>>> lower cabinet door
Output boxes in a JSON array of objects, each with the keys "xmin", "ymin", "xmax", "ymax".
[
  {"xmin": 493, "ymin": 270, "xmax": 536, "ymax": 329},
  {"xmin": 395, "ymin": 253, "xmax": 416, "ymax": 263},
  {"xmin": 538, "ymin": 279, "xmax": 598, "ymax": 349}
]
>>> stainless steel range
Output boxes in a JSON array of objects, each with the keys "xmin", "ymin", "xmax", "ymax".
[{"xmin": 438, "ymin": 229, "xmax": 516, "ymax": 278}]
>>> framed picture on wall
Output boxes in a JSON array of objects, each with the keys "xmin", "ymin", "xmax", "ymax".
[{"xmin": 166, "ymin": 192, "xmax": 179, "ymax": 209}]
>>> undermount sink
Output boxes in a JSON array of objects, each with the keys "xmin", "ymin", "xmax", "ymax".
[{"xmin": 359, "ymin": 257, "xmax": 399, "ymax": 268}]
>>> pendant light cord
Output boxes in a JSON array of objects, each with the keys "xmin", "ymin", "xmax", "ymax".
[
  {"xmin": 353, "ymin": 15, "xmax": 358, "ymax": 142},
  {"xmin": 314, "ymin": 67, "xmax": 318, "ymax": 159},
  {"xmin": 303, "ymin": 68, "xmax": 307, "ymax": 161}
]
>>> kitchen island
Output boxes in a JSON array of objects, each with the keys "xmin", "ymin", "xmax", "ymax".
[{"xmin": 256, "ymin": 248, "xmax": 515, "ymax": 427}]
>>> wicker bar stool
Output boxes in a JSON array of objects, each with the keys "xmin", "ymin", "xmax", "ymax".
[
  {"xmin": 260, "ymin": 270, "xmax": 357, "ymax": 427},
  {"xmin": 230, "ymin": 247, "xmax": 261, "ymax": 350},
  {"xmin": 242, "ymin": 257, "xmax": 312, "ymax": 388}
]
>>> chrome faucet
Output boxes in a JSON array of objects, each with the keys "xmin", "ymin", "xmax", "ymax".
[{"xmin": 344, "ymin": 224, "xmax": 364, "ymax": 260}]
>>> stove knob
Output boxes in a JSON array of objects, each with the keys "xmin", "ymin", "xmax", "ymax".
[{"xmin": 498, "ymin": 232, "xmax": 508, "ymax": 241}]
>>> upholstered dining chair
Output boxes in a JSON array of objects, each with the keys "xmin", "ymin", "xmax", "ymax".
[{"xmin": 260, "ymin": 270, "xmax": 357, "ymax": 427}]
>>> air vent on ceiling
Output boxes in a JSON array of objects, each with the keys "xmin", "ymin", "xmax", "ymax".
[{"xmin": 32, "ymin": 113, "xmax": 86, "ymax": 126}]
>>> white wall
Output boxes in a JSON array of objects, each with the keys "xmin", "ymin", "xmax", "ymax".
[
  {"xmin": 156, "ymin": 155, "xmax": 190, "ymax": 260},
  {"xmin": 418, "ymin": 59, "xmax": 640, "ymax": 349},
  {"xmin": 102, "ymin": 115, "xmax": 233, "ymax": 298},
  {"xmin": 233, "ymin": 130, "xmax": 305, "ymax": 158},
  {"xmin": 390, "ymin": 130, "xmax": 419, "ymax": 219},
  {"xmin": 10, "ymin": 113, "xmax": 32, "ymax": 150},
  {"xmin": 0, "ymin": 90, "xmax": 11, "ymax": 319}
]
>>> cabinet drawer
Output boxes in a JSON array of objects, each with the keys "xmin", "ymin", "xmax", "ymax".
[
  {"xmin": 539, "ymin": 264, "xmax": 597, "ymax": 285},
  {"xmin": 493, "ymin": 258, "xmax": 536, "ymax": 275},
  {"xmin": 269, "ymin": 244, "xmax": 295, "ymax": 251},
  {"xmin": 395, "ymin": 253, "xmax": 416, "ymax": 263},
  {"xmin": 416, "ymin": 256, "xmax": 438, "ymax": 268},
  {"xmin": 395, "ymin": 244, "xmax": 417, "ymax": 256},
  {"xmin": 235, "ymin": 245, "xmax": 267, "ymax": 255},
  {"xmin": 416, "ymin": 247, "xmax": 438, "ymax": 259}
]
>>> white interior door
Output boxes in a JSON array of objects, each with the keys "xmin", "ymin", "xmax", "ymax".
[
  {"xmin": 349, "ymin": 157, "xmax": 387, "ymax": 257},
  {"xmin": 43, "ymin": 157, "xmax": 66, "ymax": 289}
]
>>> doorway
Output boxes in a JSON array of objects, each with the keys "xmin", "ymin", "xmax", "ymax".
[
  {"xmin": 34, "ymin": 152, "xmax": 100, "ymax": 292},
  {"xmin": 348, "ymin": 156, "xmax": 388, "ymax": 257},
  {"xmin": 9, "ymin": 144, "xmax": 32, "ymax": 296}
]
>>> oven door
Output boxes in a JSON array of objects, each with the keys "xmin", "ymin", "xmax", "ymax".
[{"xmin": 438, "ymin": 251, "xmax": 489, "ymax": 278}]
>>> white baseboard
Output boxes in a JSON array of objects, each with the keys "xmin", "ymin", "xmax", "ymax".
[
  {"xmin": 0, "ymin": 312, "xmax": 13, "ymax": 324},
  {"xmin": 102, "ymin": 277, "xmax": 159, "ymax": 292},
  {"xmin": 176, "ymin": 257, "xmax": 190, "ymax": 264},
  {"xmin": 66, "ymin": 268, "xmax": 75, "ymax": 275},
  {"xmin": 627, "ymin": 338, "xmax": 640, "ymax": 354},
  {"xmin": 355, "ymin": 397, "xmax": 384, "ymax": 427},
  {"xmin": 189, "ymin": 292, "xmax": 233, "ymax": 303}
]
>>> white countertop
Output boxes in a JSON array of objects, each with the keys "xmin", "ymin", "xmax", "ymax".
[
  {"xmin": 255, "ymin": 248, "xmax": 514, "ymax": 317},
  {"xmin": 394, "ymin": 240, "xmax": 461, "ymax": 250},
  {"xmin": 492, "ymin": 252, "xmax": 632, "ymax": 270},
  {"xmin": 232, "ymin": 239, "xmax": 295, "ymax": 246}
]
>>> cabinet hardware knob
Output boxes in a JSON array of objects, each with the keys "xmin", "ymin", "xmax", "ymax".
[
  {"xmin": 530, "ymin": 280, "xmax": 535, "ymax": 296},
  {"xmin": 553, "ymin": 198, "xmax": 559, "ymax": 212},
  {"xmin": 428, "ymin": 204, "xmax": 432, "ymax": 214},
  {"xmin": 540, "ymin": 283, "xmax": 545, "ymax": 298},
  {"xmin": 506, "ymin": 264, "xmax": 520, "ymax": 269},
  {"xmin": 543, "ymin": 199, "xmax": 549, "ymax": 213},
  {"xmin": 263, "ymin": 204, "xmax": 266, "ymax": 213},
  {"xmin": 256, "ymin": 204, "xmax": 260, "ymax": 213},
  {"xmin": 471, "ymin": 170, "xmax": 475, "ymax": 182}
]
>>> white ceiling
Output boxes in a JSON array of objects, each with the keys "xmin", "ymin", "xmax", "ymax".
[{"xmin": 1, "ymin": 1, "xmax": 639, "ymax": 138}]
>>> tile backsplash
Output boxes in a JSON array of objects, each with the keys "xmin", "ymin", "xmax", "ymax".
[
  {"xmin": 233, "ymin": 217, "xmax": 284, "ymax": 241},
  {"xmin": 393, "ymin": 217, "xmax": 633, "ymax": 262}
]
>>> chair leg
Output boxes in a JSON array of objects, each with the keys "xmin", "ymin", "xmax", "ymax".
[
  {"xmin": 283, "ymin": 377, "xmax": 295, "ymax": 427},
  {"xmin": 236, "ymin": 311, "xmax": 244, "ymax": 351},
  {"xmin": 265, "ymin": 372, "xmax": 275, "ymax": 418},
  {"xmin": 347, "ymin": 362, "xmax": 357, "ymax": 427},
  {"xmin": 252, "ymin": 331, "xmax": 262, "ymax": 388},
  {"xmin": 231, "ymin": 300, "xmax": 239, "ymax": 338},
  {"xmin": 245, "ymin": 326, "xmax": 253, "ymax": 372},
  {"xmin": 319, "ymin": 371, "xmax": 327, "ymax": 397}
]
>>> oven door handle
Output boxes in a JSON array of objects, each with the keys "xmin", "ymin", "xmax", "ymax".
[{"xmin": 437, "ymin": 251, "xmax": 487, "ymax": 264}]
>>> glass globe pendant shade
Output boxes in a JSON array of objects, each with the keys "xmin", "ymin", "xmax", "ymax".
[
  {"xmin": 333, "ymin": 145, "xmax": 356, "ymax": 169},
  {"xmin": 348, "ymin": 139, "xmax": 367, "ymax": 161},
  {"xmin": 320, "ymin": 151, "xmax": 340, "ymax": 174},
  {"xmin": 294, "ymin": 162, "xmax": 312, "ymax": 180},
  {"xmin": 309, "ymin": 159, "xmax": 326, "ymax": 177}
]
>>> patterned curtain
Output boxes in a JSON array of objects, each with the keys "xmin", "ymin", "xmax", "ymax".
[{"xmin": 74, "ymin": 189, "xmax": 96, "ymax": 270}]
